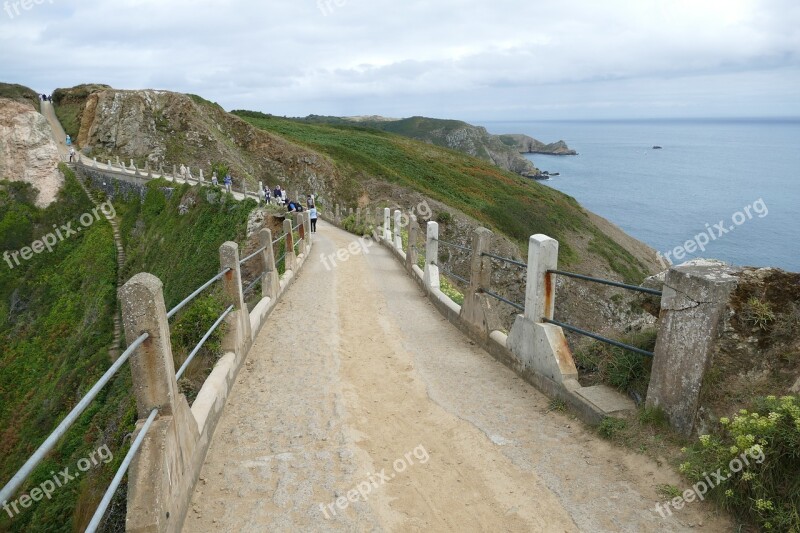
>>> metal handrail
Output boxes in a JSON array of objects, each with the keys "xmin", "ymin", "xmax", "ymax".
[
  {"xmin": 543, "ymin": 318, "xmax": 655, "ymax": 357},
  {"xmin": 441, "ymin": 268, "xmax": 469, "ymax": 286},
  {"xmin": 481, "ymin": 288, "xmax": 525, "ymax": 312},
  {"xmin": 292, "ymin": 222, "xmax": 301, "ymax": 231},
  {"xmin": 243, "ymin": 276, "xmax": 261, "ymax": 294},
  {"xmin": 85, "ymin": 407, "xmax": 159, "ymax": 533},
  {"xmin": 435, "ymin": 238, "xmax": 472, "ymax": 252},
  {"xmin": 239, "ymin": 245, "xmax": 267, "ymax": 265},
  {"xmin": 167, "ymin": 268, "xmax": 231, "ymax": 319},
  {"xmin": 0, "ymin": 332, "xmax": 149, "ymax": 503},
  {"xmin": 548, "ymin": 270, "xmax": 662, "ymax": 296},
  {"xmin": 482, "ymin": 252, "xmax": 527, "ymax": 269},
  {"xmin": 175, "ymin": 305, "xmax": 235, "ymax": 380},
  {"xmin": 272, "ymin": 233, "xmax": 287, "ymax": 245},
  {"xmin": 276, "ymin": 252, "xmax": 287, "ymax": 265}
]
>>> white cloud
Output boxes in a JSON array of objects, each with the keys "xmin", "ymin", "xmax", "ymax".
[{"xmin": 1, "ymin": 0, "xmax": 798, "ymax": 119}]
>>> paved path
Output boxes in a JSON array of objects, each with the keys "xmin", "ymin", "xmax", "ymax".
[{"xmin": 185, "ymin": 221, "xmax": 731, "ymax": 532}]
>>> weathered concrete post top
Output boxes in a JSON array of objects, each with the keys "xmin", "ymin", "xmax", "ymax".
[
  {"xmin": 460, "ymin": 227, "xmax": 494, "ymax": 337},
  {"xmin": 283, "ymin": 218, "xmax": 297, "ymax": 271},
  {"xmin": 119, "ymin": 272, "xmax": 180, "ymax": 419},
  {"xmin": 383, "ymin": 208, "xmax": 391, "ymax": 241},
  {"xmin": 406, "ymin": 214, "xmax": 419, "ymax": 272},
  {"xmin": 524, "ymin": 234, "xmax": 559, "ymax": 322}
]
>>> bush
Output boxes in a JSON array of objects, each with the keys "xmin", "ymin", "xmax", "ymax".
[
  {"xmin": 679, "ymin": 395, "xmax": 800, "ymax": 531},
  {"xmin": 435, "ymin": 211, "xmax": 452, "ymax": 224},
  {"xmin": 598, "ymin": 417, "xmax": 627, "ymax": 439},
  {"xmin": 341, "ymin": 213, "xmax": 373, "ymax": 237}
]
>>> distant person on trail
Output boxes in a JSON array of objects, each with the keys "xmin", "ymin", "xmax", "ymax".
[
  {"xmin": 263, "ymin": 186, "xmax": 271, "ymax": 204},
  {"xmin": 65, "ymin": 135, "xmax": 71, "ymax": 146},
  {"xmin": 68, "ymin": 148, "xmax": 75, "ymax": 162},
  {"xmin": 211, "ymin": 172, "xmax": 218, "ymax": 186},
  {"xmin": 306, "ymin": 194, "xmax": 315, "ymax": 209},
  {"xmin": 223, "ymin": 173, "xmax": 232, "ymax": 193},
  {"xmin": 286, "ymin": 199, "xmax": 298, "ymax": 213},
  {"xmin": 309, "ymin": 206, "xmax": 318, "ymax": 233}
]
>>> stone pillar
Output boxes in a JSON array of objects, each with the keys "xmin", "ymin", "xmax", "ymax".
[
  {"xmin": 116, "ymin": 155, "xmax": 120, "ymax": 166},
  {"xmin": 219, "ymin": 242, "xmax": 252, "ymax": 354},
  {"xmin": 393, "ymin": 210, "xmax": 403, "ymax": 250},
  {"xmin": 283, "ymin": 219, "xmax": 297, "ymax": 271},
  {"xmin": 119, "ymin": 273, "xmax": 200, "ymax": 533},
  {"xmin": 383, "ymin": 208, "xmax": 391, "ymax": 242},
  {"xmin": 302, "ymin": 211, "xmax": 312, "ymax": 254},
  {"xmin": 258, "ymin": 181, "xmax": 263, "ymax": 204},
  {"xmin": 259, "ymin": 228, "xmax": 279, "ymax": 300},
  {"xmin": 406, "ymin": 214, "xmax": 419, "ymax": 272},
  {"xmin": 172, "ymin": 165, "xmax": 177, "ymax": 181},
  {"xmin": 130, "ymin": 158, "xmax": 135, "ymax": 169},
  {"xmin": 459, "ymin": 227, "xmax": 493, "ymax": 338},
  {"xmin": 646, "ymin": 262, "xmax": 741, "ymax": 436},
  {"xmin": 356, "ymin": 207, "xmax": 361, "ymax": 226},
  {"xmin": 506, "ymin": 235, "xmax": 577, "ymax": 384},
  {"xmin": 423, "ymin": 221, "xmax": 440, "ymax": 291},
  {"xmin": 119, "ymin": 273, "xmax": 181, "ymax": 418},
  {"xmin": 295, "ymin": 212, "xmax": 305, "ymax": 255},
  {"xmin": 134, "ymin": 164, "xmax": 141, "ymax": 177},
  {"xmin": 107, "ymin": 160, "xmax": 112, "ymax": 170},
  {"xmin": 199, "ymin": 169, "xmax": 204, "ymax": 182},
  {"xmin": 93, "ymin": 157, "xmax": 98, "ymax": 168}
]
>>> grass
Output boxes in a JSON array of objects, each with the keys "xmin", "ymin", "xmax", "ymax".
[
  {"xmin": 233, "ymin": 111, "xmax": 649, "ymax": 282},
  {"xmin": 0, "ymin": 82, "xmax": 40, "ymax": 112}
]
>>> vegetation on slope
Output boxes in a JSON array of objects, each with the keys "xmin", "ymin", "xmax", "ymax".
[
  {"xmin": 0, "ymin": 170, "xmax": 257, "ymax": 531},
  {"xmin": 52, "ymin": 84, "xmax": 110, "ymax": 140},
  {"xmin": 0, "ymin": 82, "xmax": 40, "ymax": 112},
  {"xmin": 234, "ymin": 110, "xmax": 648, "ymax": 281}
]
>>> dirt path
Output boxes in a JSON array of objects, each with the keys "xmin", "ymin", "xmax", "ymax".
[{"xmin": 186, "ymin": 221, "xmax": 732, "ymax": 532}]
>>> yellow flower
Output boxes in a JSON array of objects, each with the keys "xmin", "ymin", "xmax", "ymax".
[
  {"xmin": 725, "ymin": 489, "xmax": 733, "ymax": 497},
  {"xmin": 729, "ymin": 446, "xmax": 738, "ymax": 454},
  {"xmin": 742, "ymin": 472, "xmax": 754, "ymax": 481},
  {"xmin": 719, "ymin": 417, "xmax": 730, "ymax": 425},
  {"xmin": 699, "ymin": 434, "xmax": 711, "ymax": 447}
]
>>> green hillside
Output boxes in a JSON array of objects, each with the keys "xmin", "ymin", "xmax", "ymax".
[
  {"xmin": 0, "ymin": 82, "xmax": 40, "ymax": 112},
  {"xmin": 234, "ymin": 110, "xmax": 648, "ymax": 281},
  {"xmin": 0, "ymin": 170, "xmax": 256, "ymax": 532}
]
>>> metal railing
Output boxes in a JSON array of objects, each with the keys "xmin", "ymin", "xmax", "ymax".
[
  {"xmin": 0, "ymin": 332, "xmax": 149, "ymax": 505},
  {"xmin": 239, "ymin": 245, "xmax": 267, "ymax": 266},
  {"xmin": 435, "ymin": 238, "xmax": 472, "ymax": 252},
  {"xmin": 481, "ymin": 288, "xmax": 525, "ymax": 312},
  {"xmin": 543, "ymin": 318, "xmax": 655, "ymax": 357},
  {"xmin": 482, "ymin": 251, "xmax": 526, "ymax": 269},
  {"xmin": 176, "ymin": 305, "xmax": 235, "ymax": 379},
  {"xmin": 441, "ymin": 268, "xmax": 468, "ymax": 286},
  {"xmin": 548, "ymin": 269, "xmax": 662, "ymax": 296},
  {"xmin": 167, "ymin": 268, "xmax": 231, "ymax": 319}
]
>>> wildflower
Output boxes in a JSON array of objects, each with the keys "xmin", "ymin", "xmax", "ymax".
[
  {"xmin": 742, "ymin": 471, "xmax": 754, "ymax": 481},
  {"xmin": 725, "ymin": 489, "xmax": 733, "ymax": 497},
  {"xmin": 729, "ymin": 445, "xmax": 738, "ymax": 454},
  {"xmin": 755, "ymin": 499, "xmax": 774, "ymax": 511},
  {"xmin": 719, "ymin": 417, "xmax": 730, "ymax": 425},
  {"xmin": 699, "ymin": 434, "xmax": 711, "ymax": 447}
]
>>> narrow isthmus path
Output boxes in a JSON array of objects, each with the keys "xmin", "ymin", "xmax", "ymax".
[{"xmin": 185, "ymin": 220, "xmax": 732, "ymax": 532}]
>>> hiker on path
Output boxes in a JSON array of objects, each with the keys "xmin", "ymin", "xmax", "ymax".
[
  {"xmin": 223, "ymin": 173, "xmax": 232, "ymax": 193},
  {"xmin": 309, "ymin": 206, "xmax": 318, "ymax": 233}
]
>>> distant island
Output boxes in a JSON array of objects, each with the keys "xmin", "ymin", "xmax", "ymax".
[{"xmin": 292, "ymin": 114, "xmax": 576, "ymax": 179}]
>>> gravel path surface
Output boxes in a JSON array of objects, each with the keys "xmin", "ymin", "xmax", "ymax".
[{"xmin": 185, "ymin": 220, "xmax": 731, "ymax": 532}]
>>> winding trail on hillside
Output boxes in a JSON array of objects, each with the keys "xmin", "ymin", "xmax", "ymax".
[
  {"xmin": 186, "ymin": 221, "xmax": 731, "ymax": 532},
  {"xmin": 43, "ymin": 101, "xmax": 127, "ymax": 360}
]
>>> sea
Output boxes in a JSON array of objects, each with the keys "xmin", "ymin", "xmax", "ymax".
[{"xmin": 478, "ymin": 119, "xmax": 800, "ymax": 272}]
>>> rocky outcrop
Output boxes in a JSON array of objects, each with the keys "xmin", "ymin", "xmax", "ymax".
[
  {"xmin": 0, "ymin": 97, "xmax": 62, "ymax": 206},
  {"xmin": 499, "ymin": 134, "xmax": 577, "ymax": 155},
  {"xmin": 65, "ymin": 87, "xmax": 341, "ymax": 198}
]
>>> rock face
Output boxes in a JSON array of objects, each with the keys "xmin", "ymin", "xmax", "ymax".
[
  {"xmin": 70, "ymin": 88, "xmax": 341, "ymax": 199},
  {"xmin": 499, "ymin": 134, "xmax": 577, "ymax": 155},
  {"xmin": 0, "ymin": 97, "xmax": 62, "ymax": 206}
]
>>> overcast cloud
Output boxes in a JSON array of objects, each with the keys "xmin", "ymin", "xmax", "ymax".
[{"xmin": 1, "ymin": 0, "xmax": 798, "ymax": 119}]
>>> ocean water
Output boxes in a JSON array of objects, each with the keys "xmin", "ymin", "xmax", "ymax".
[{"xmin": 479, "ymin": 119, "xmax": 800, "ymax": 272}]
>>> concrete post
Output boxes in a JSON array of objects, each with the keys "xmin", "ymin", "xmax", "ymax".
[
  {"xmin": 459, "ymin": 227, "xmax": 494, "ymax": 337},
  {"xmin": 383, "ymin": 208, "xmax": 391, "ymax": 242},
  {"xmin": 219, "ymin": 242, "xmax": 252, "ymax": 354},
  {"xmin": 258, "ymin": 181, "xmax": 263, "ymax": 204},
  {"xmin": 295, "ymin": 212, "xmax": 305, "ymax": 256},
  {"xmin": 107, "ymin": 160, "xmax": 112, "ymax": 170},
  {"xmin": 406, "ymin": 214, "xmax": 419, "ymax": 273},
  {"xmin": 119, "ymin": 273, "xmax": 200, "ymax": 533},
  {"xmin": 423, "ymin": 221, "xmax": 440, "ymax": 291},
  {"xmin": 393, "ymin": 210, "xmax": 403, "ymax": 250},
  {"xmin": 172, "ymin": 165, "xmax": 177, "ymax": 181},
  {"xmin": 302, "ymin": 211, "xmax": 312, "ymax": 254},
  {"xmin": 506, "ymin": 234, "xmax": 577, "ymax": 384},
  {"xmin": 524, "ymin": 235, "xmax": 558, "ymax": 322},
  {"xmin": 356, "ymin": 207, "xmax": 361, "ymax": 226},
  {"xmin": 116, "ymin": 155, "xmax": 120, "ymax": 166},
  {"xmin": 258, "ymin": 228, "xmax": 279, "ymax": 300},
  {"xmin": 334, "ymin": 204, "xmax": 340, "ymax": 225},
  {"xmin": 93, "ymin": 157, "xmax": 98, "ymax": 168},
  {"xmin": 646, "ymin": 262, "xmax": 741, "ymax": 436},
  {"xmin": 119, "ymin": 273, "xmax": 180, "ymax": 418},
  {"xmin": 283, "ymin": 219, "xmax": 297, "ymax": 271}
]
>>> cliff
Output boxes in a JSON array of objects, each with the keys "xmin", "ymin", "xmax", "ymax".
[
  {"xmin": 0, "ymin": 94, "xmax": 62, "ymax": 206},
  {"xmin": 499, "ymin": 133, "xmax": 577, "ymax": 155},
  {"xmin": 294, "ymin": 115, "xmax": 577, "ymax": 177}
]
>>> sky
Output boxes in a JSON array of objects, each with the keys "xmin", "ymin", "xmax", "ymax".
[{"xmin": 1, "ymin": 0, "xmax": 799, "ymax": 121}]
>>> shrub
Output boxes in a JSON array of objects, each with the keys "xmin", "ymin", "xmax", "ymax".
[
  {"xmin": 435, "ymin": 211, "xmax": 452, "ymax": 224},
  {"xmin": 679, "ymin": 395, "xmax": 800, "ymax": 531},
  {"xmin": 598, "ymin": 417, "xmax": 627, "ymax": 439}
]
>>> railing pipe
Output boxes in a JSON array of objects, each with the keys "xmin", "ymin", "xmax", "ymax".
[{"xmin": 548, "ymin": 269, "xmax": 662, "ymax": 296}]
